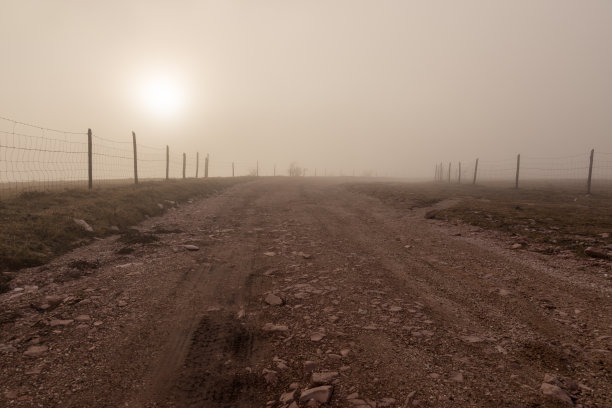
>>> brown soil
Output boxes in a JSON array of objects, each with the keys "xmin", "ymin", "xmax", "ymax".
[{"xmin": 1, "ymin": 178, "xmax": 610, "ymax": 407}]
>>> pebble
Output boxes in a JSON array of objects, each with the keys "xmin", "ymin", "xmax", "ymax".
[
  {"xmin": 265, "ymin": 293, "xmax": 284, "ymax": 306},
  {"xmin": 262, "ymin": 368, "xmax": 278, "ymax": 383},
  {"xmin": 264, "ymin": 252, "xmax": 277, "ymax": 257},
  {"xmin": 511, "ymin": 243, "xmax": 522, "ymax": 249},
  {"xmin": 118, "ymin": 300, "xmax": 128, "ymax": 307},
  {"xmin": 389, "ymin": 306, "xmax": 402, "ymax": 312},
  {"xmin": 540, "ymin": 382, "xmax": 572, "ymax": 405},
  {"xmin": 311, "ymin": 371, "xmax": 339, "ymax": 385},
  {"xmin": 280, "ymin": 390, "xmax": 296, "ymax": 404},
  {"xmin": 23, "ymin": 345, "xmax": 48, "ymax": 357},
  {"xmin": 449, "ymin": 371, "xmax": 464, "ymax": 382},
  {"xmin": 75, "ymin": 315, "xmax": 91, "ymax": 322},
  {"xmin": 340, "ymin": 348, "xmax": 350, "ymax": 357},
  {"xmin": 310, "ymin": 332, "xmax": 325, "ymax": 342},
  {"xmin": 263, "ymin": 323, "xmax": 289, "ymax": 332},
  {"xmin": 50, "ymin": 319, "xmax": 73, "ymax": 327},
  {"xmin": 300, "ymin": 385, "xmax": 333, "ymax": 404},
  {"xmin": 183, "ymin": 245, "xmax": 200, "ymax": 251}
]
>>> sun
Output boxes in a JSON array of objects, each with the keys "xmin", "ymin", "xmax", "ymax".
[{"xmin": 139, "ymin": 74, "xmax": 185, "ymax": 118}]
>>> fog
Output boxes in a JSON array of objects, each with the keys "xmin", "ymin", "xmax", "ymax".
[{"xmin": 1, "ymin": 0, "xmax": 612, "ymax": 178}]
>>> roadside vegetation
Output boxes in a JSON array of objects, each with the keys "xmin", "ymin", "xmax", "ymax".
[
  {"xmin": 348, "ymin": 181, "xmax": 612, "ymax": 258},
  {"xmin": 0, "ymin": 178, "xmax": 248, "ymax": 292}
]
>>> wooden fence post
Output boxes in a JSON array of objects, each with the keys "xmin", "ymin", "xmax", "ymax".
[
  {"xmin": 182, "ymin": 153, "xmax": 186, "ymax": 179},
  {"xmin": 87, "ymin": 129, "xmax": 92, "ymax": 189},
  {"xmin": 232, "ymin": 162, "xmax": 235, "ymax": 177},
  {"xmin": 195, "ymin": 152, "xmax": 199, "ymax": 178},
  {"xmin": 473, "ymin": 158, "xmax": 478, "ymax": 184},
  {"xmin": 515, "ymin": 154, "xmax": 520, "ymax": 189},
  {"xmin": 132, "ymin": 131, "xmax": 138, "ymax": 185},
  {"xmin": 458, "ymin": 162, "xmax": 461, "ymax": 184},
  {"xmin": 587, "ymin": 149, "xmax": 594, "ymax": 194},
  {"xmin": 447, "ymin": 162, "xmax": 451, "ymax": 183},
  {"xmin": 166, "ymin": 146, "xmax": 169, "ymax": 180},
  {"xmin": 205, "ymin": 154, "xmax": 209, "ymax": 178}
]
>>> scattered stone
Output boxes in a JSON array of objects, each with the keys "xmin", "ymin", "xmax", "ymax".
[
  {"xmin": 340, "ymin": 348, "xmax": 350, "ymax": 357},
  {"xmin": 601, "ymin": 232, "xmax": 610, "ymax": 238},
  {"xmin": 50, "ymin": 319, "xmax": 73, "ymax": 327},
  {"xmin": 460, "ymin": 335, "xmax": 484, "ymax": 343},
  {"xmin": 449, "ymin": 371, "xmax": 464, "ymax": 382},
  {"xmin": 280, "ymin": 390, "xmax": 296, "ymax": 404},
  {"xmin": 264, "ymin": 252, "xmax": 277, "ymax": 257},
  {"xmin": 346, "ymin": 392, "xmax": 359, "ymax": 400},
  {"xmin": 289, "ymin": 383, "xmax": 300, "ymax": 390},
  {"xmin": 311, "ymin": 332, "xmax": 325, "ymax": 342},
  {"xmin": 511, "ymin": 243, "xmax": 522, "ymax": 249},
  {"xmin": 93, "ymin": 321, "xmax": 103, "ymax": 326},
  {"xmin": 73, "ymin": 218, "xmax": 94, "ymax": 232},
  {"xmin": 585, "ymin": 247, "xmax": 611, "ymax": 260},
  {"xmin": 424, "ymin": 210, "xmax": 438, "ymax": 219},
  {"xmin": 4, "ymin": 390, "xmax": 17, "ymax": 399},
  {"xmin": 328, "ymin": 315, "xmax": 339, "ymax": 323},
  {"xmin": 263, "ymin": 323, "xmax": 289, "ymax": 332},
  {"xmin": 299, "ymin": 252, "xmax": 312, "ymax": 259},
  {"xmin": 237, "ymin": 309, "xmax": 245, "ymax": 319},
  {"xmin": 75, "ymin": 315, "xmax": 91, "ymax": 322},
  {"xmin": 25, "ymin": 367, "xmax": 42, "ymax": 375},
  {"xmin": 540, "ymin": 382, "xmax": 573, "ymax": 405},
  {"xmin": 498, "ymin": 289, "xmax": 511, "ymax": 296},
  {"xmin": 183, "ymin": 245, "xmax": 199, "ymax": 251},
  {"xmin": 304, "ymin": 361, "xmax": 319, "ymax": 373},
  {"xmin": 23, "ymin": 345, "xmax": 48, "ymax": 357},
  {"xmin": 311, "ymin": 371, "xmax": 339, "ymax": 385},
  {"xmin": 262, "ymin": 368, "xmax": 278, "ymax": 383},
  {"xmin": 428, "ymin": 373, "xmax": 440, "ymax": 379},
  {"xmin": 265, "ymin": 293, "xmax": 284, "ymax": 306},
  {"xmin": 379, "ymin": 398, "xmax": 396, "ymax": 407},
  {"xmin": 118, "ymin": 300, "xmax": 128, "ymax": 307},
  {"xmin": 389, "ymin": 306, "xmax": 402, "ymax": 312},
  {"xmin": 300, "ymin": 386, "xmax": 333, "ymax": 404}
]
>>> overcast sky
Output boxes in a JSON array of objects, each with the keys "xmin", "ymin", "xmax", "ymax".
[{"xmin": 1, "ymin": 0, "xmax": 611, "ymax": 177}]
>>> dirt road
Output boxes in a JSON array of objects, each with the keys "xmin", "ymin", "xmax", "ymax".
[{"xmin": 1, "ymin": 179, "xmax": 610, "ymax": 407}]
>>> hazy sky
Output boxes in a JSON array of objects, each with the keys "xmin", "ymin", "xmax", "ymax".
[{"xmin": 1, "ymin": 0, "xmax": 611, "ymax": 177}]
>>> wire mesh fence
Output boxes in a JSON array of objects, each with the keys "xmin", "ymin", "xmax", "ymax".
[
  {"xmin": 435, "ymin": 150, "xmax": 612, "ymax": 193},
  {"xmin": 0, "ymin": 116, "xmax": 241, "ymax": 199}
]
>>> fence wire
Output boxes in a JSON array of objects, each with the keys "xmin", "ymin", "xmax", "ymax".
[{"xmin": 436, "ymin": 151, "xmax": 612, "ymax": 192}]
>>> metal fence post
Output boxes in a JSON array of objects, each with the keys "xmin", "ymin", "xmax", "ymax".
[
  {"xmin": 166, "ymin": 146, "xmax": 169, "ymax": 180},
  {"xmin": 473, "ymin": 158, "xmax": 478, "ymax": 185}
]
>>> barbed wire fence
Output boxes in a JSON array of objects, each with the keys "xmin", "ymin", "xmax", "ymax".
[{"xmin": 434, "ymin": 150, "xmax": 612, "ymax": 193}]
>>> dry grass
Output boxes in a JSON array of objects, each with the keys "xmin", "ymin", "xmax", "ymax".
[
  {"xmin": 0, "ymin": 178, "xmax": 248, "ymax": 292},
  {"xmin": 348, "ymin": 180, "xmax": 612, "ymax": 257}
]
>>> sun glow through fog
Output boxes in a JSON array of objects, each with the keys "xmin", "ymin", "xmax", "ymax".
[{"xmin": 139, "ymin": 74, "xmax": 185, "ymax": 118}]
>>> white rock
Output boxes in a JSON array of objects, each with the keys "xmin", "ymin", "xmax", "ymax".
[
  {"xmin": 73, "ymin": 218, "xmax": 94, "ymax": 232},
  {"xmin": 300, "ymin": 386, "xmax": 333, "ymax": 404}
]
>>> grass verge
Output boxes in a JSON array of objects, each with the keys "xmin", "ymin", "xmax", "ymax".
[
  {"xmin": 0, "ymin": 178, "xmax": 249, "ymax": 292},
  {"xmin": 348, "ymin": 181, "xmax": 612, "ymax": 257}
]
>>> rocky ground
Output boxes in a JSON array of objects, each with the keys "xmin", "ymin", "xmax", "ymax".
[{"xmin": 0, "ymin": 178, "xmax": 610, "ymax": 407}]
